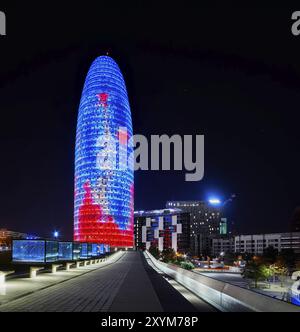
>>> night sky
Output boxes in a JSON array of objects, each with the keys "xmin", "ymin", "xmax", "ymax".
[{"xmin": 1, "ymin": 4, "xmax": 300, "ymax": 239}]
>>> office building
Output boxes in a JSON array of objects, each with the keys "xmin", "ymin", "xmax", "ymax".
[
  {"xmin": 235, "ymin": 232, "xmax": 300, "ymax": 255},
  {"xmin": 0, "ymin": 229, "xmax": 39, "ymax": 251},
  {"xmin": 212, "ymin": 237, "xmax": 235, "ymax": 256},
  {"xmin": 166, "ymin": 201, "xmax": 223, "ymax": 256},
  {"xmin": 74, "ymin": 56, "xmax": 134, "ymax": 248},
  {"xmin": 134, "ymin": 209, "xmax": 190, "ymax": 253}
]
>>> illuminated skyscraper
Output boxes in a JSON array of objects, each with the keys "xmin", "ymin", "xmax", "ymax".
[{"xmin": 74, "ymin": 56, "xmax": 134, "ymax": 248}]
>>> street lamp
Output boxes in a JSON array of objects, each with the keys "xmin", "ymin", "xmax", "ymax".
[
  {"xmin": 53, "ymin": 231, "xmax": 59, "ymax": 240},
  {"xmin": 208, "ymin": 194, "xmax": 236, "ymax": 207},
  {"xmin": 208, "ymin": 198, "xmax": 221, "ymax": 205}
]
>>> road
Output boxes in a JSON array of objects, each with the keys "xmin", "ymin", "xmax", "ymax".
[{"xmin": 0, "ymin": 251, "xmax": 216, "ymax": 312}]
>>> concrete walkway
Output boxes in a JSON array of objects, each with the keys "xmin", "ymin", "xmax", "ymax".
[
  {"xmin": 108, "ymin": 251, "xmax": 163, "ymax": 312},
  {"xmin": 0, "ymin": 251, "xmax": 215, "ymax": 312},
  {"xmin": 0, "ymin": 251, "xmax": 162, "ymax": 312},
  {"xmin": 0, "ymin": 251, "xmax": 124, "ymax": 307}
]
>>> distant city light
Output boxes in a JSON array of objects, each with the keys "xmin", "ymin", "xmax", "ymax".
[
  {"xmin": 53, "ymin": 231, "xmax": 59, "ymax": 239},
  {"xmin": 208, "ymin": 198, "xmax": 221, "ymax": 205}
]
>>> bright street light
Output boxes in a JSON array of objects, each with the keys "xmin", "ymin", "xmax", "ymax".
[{"xmin": 208, "ymin": 198, "xmax": 221, "ymax": 205}]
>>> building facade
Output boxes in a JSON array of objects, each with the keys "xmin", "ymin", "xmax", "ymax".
[
  {"xmin": 0, "ymin": 229, "xmax": 39, "ymax": 251},
  {"xmin": 211, "ymin": 232, "xmax": 300, "ymax": 256},
  {"xmin": 233, "ymin": 232, "xmax": 300, "ymax": 255},
  {"xmin": 134, "ymin": 209, "xmax": 190, "ymax": 253},
  {"xmin": 74, "ymin": 56, "xmax": 134, "ymax": 248},
  {"xmin": 166, "ymin": 201, "xmax": 223, "ymax": 256},
  {"xmin": 212, "ymin": 237, "xmax": 235, "ymax": 256}
]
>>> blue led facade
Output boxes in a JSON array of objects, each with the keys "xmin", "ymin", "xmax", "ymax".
[
  {"xmin": 12, "ymin": 240, "xmax": 58, "ymax": 263},
  {"xmin": 99, "ymin": 244, "xmax": 104, "ymax": 254},
  {"xmin": 46, "ymin": 241, "xmax": 59, "ymax": 262},
  {"xmin": 74, "ymin": 56, "xmax": 134, "ymax": 247},
  {"xmin": 73, "ymin": 243, "xmax": 81, "ymax": 260},
  {"xmin": 58, "ymin": 242, "xmax": 73, "ymax": 260},
  {"xmin": 80, "ymin": 243, "xmax": 88, "ymax": 259},
  {"xmin": 12, "ymin": 240, "xmax": 110, "ymax": 263},
  {"xmin": 13, "ymin": 240, "xmax": 45, "ymax": 263},
  {"xmin": 91, "ymin": 243, "xmax": 100, "ymax": 257},
  {"xmin": 57, "ymin": 242, "xmax": 81, "ymax": 261}
]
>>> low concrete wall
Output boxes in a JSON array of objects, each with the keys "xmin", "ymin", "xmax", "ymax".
[
  {"xmin": 145, "ymin": 251, "xmax": 300, "ymax": 312},
  {"xmin": 105, "ymin": 250, "xmax": 124, "ymax": 263}
]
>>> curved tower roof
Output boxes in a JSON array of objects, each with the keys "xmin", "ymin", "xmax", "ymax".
[{"xmin": 74, "ymin": 56, "xmax": 134, "ymax": 247}]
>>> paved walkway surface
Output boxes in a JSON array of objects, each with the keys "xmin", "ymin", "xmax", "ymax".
[
  {"xmin": 0, "ymin": 251, "xmax": 124, "ymax": 306},
  {"xmin": 0, "ymin": 251, "xmax": 215, "ymax": 312},
  {"xmin": 109, "ymin": 252, "xmax": 162, "ymax": 311}
]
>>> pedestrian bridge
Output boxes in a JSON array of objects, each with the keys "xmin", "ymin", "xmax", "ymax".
[
  {"xmin": 145, "ymin": 251, "xmax": 300, "ymax": 312},
  {"xmin": 0, "ymin": 250, "xmax": 298, "ymax": 312},
  {"xmin": 0, "ymin": 251, "xmax": 214, "ymax": 312}
]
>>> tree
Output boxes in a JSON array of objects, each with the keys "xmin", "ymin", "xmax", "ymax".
[
  {"xmin": 242, "ymin": 260, "xmax": 271, "ymax": 288},
  {"xmin": 277, "ymin": 249, "xmax": 296, "ymax": 273},
  {"xmin": 269, "ymin": 263, "xmax": 288, "ymax": 286},
  {"xmin": 161, "ymin": 248, "xmax": 176, "ymax": 263},
  {"xmin": 149, "ymin": 245, "xmax": 160, "ymax": 259},
  {"xmin": 242, "ymin": 252, "xmax": 254, "ymax": 263},
  {"xmin": 173, "ymin": 254, "xmax": 185, "ymax": 265},
  {"xmin": 262, "ymin": 246, "xmax": 278, "ymax": 264},
  {"xmin": 260, "ymin": 265, "xmax": 273, "ymax": 285}
]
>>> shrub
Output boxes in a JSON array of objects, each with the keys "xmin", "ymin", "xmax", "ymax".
[
  {"xmin": 149, "ymin": 245, "xmax": 160, "ymax": 259},
  {"xmin": 161, "ymin": 248, "xmax": 176, "ymax": 263},
  {"xmin": 180, "ymin": 261, "xmax": 195, "ymax": 270}
]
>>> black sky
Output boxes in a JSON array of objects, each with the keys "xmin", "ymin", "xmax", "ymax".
[{"xmin": 0, "ymin": 3, "xmax": 300, "ymax": 238}]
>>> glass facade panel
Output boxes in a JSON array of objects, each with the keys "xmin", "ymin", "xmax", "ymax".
[
  {"xmin": 46, "ymin": 241, "xmax": 58, "ymax": 262},
  {"xmin": 73, "ymin": 242, "xmax": 81, "ymax": 260},
  {"xmin": 87, "ymin": 244, "xmax": 93, "ymax": 257},
  {"xmin": 99, "ymin": 244, "xmax": 104, "ymax": 254},
  {"xmin": 104, "ymin": 244, "xmax": 110, "ymax": 253},
  {"xmin": 91, "ymin": 243, "xmax": 99, "ymax": 257},
  {"xmin": 12, "ymin": 240, "xmax": 106, "ymax": 262},
  {"xmin": 58, "ymin": 242, "xmax": 73, "ymax": 260},
  {"xmin": 12, "ymin": 240, "xmax": 45, "ymax": 263},
  {"xmin": 80, "ymin": 243, "xmax": 88, "ymax": 259}
]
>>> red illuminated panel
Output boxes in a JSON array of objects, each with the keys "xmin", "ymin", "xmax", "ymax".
[
  {"xmin": 75, "ymin": 181, "xmax": 133, "ymax": 247},
  {"xmin": 118, "ymin": 128, "xmax": 129, "ymax": 145},
  {"xmin": 96, "ymin": 92, "xmax": 108, "ymax": 107}
]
